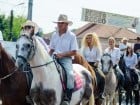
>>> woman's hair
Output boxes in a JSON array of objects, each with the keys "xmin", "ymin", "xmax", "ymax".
[
  {"xmin": 126, "ymin": 45, "xmax": 133, "ymax": 56},
  {"xmin": 108, "ymin": 36, "xmax": 116, "ymax": 45},
  {"xmin": 81, "ymin": 32, "xmax": 102, "ymax": 54}
]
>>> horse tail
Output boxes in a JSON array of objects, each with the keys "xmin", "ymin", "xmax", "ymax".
[
  {"xmin": 88, "ymin": 84, "xmax": 95, "ymax": 105},
  {"xmin": 82, "ymin": 71, "xmax": 95, "ymax": 105}
]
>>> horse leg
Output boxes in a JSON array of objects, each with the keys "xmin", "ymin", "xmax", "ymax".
[
  {"xmin": 118, "ymin": 89, "xmax": 123, "ymax": 105},
  {"xmin": 130, "ymin": 91, "xmax": 133, "ymax": 105},
  {"xmin": 125, "ymin": 91, "xmax": 129, "ymax": 105},
  {"xmin": 133, "ymin": 90, "xmax": 139, "ymax": 105}
]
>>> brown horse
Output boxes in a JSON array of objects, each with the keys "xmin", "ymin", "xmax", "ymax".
[
  {"xmin": 72, "ymin": 52, "xmax": 104, "ymax": 105},
  {"xmin": 0, "ymin": 43, "xmax": 30, "ymax": 105},
  {"xmin": 72, "ymin": 52, "xmax": 96, "ymax": 87}
]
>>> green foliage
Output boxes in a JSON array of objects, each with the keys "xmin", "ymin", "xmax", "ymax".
[
  {"xmin": 13, "ymin": 16, "xmax": 26, "ymax": 41},
  {"xmin": 0, "ymin": 13, "xmax": 26, "ymax": 41}
]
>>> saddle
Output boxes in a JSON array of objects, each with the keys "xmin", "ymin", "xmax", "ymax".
[{"xmin": 54, "ymin": 59, "xmax": 83, "ymax": 92}]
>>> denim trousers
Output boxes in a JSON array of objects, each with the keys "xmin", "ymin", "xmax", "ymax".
[{"xmin": 57, "ymin": 57, "xmax": 74, "ymax": 89}]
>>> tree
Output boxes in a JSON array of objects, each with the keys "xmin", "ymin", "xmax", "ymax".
[
  {"xmin": 12, "ymin": 16, "xmax": 26, "ymax": 41},
  {"xmin": 0, "ymin": 14, "xmax": 26, "ymax": 41}
]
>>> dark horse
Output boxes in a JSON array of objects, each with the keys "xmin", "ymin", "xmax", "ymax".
[
  {"xmin": 118, "ymin": 55, "xmax": 139, "ymax": 105},
  {"xmin": 0, "ymin": 43, "xmax": 30, "ymax": 105}
]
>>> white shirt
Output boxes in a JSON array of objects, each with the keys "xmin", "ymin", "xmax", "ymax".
[
  {"xmin": 119, "ymin": 43, "xmax": 127, "ymax": 55},
  {"xmin": 104, "ymin": 47, "xmax": 120, "ymax": 65},
  {"xmin": 124, "ymin": 53, "xmax": 138, "ymax": 69},
  {"xmin": 81, "ymin": 47, "xmax": 101, "ymax": 62},
  {"xmin": 50, "ymin": 30, "xmax": 78, "ymax": 53}
]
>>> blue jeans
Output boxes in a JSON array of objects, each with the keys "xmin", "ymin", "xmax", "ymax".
[{"xmin": 57, "ymin": 57, "xmax": 74, "ymax": 89}]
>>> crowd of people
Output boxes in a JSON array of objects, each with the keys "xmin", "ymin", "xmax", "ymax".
[{"xmin": 19, "ymin": 14, "xmax": 140, "ymax": 105}]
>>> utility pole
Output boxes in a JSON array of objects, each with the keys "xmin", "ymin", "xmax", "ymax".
[
  {"xmin": 27, "ymin": 0, "xmax": 33, "ymax": 20},
  {"xmin": 9, "ymin": 3, "xmax": 25, "ymax": 41},
  {"xmin": 9, "ymin": 10, "xmax": 13, "ymax": 41}
]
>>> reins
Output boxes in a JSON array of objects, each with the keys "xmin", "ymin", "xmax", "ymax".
[
  {"xmin": 0, "ymin": 67, "xmax": 18, "ymax": 84},
  {"xmin": 30, "ymin": 60, "xmax": 54, "ymax": 68}
]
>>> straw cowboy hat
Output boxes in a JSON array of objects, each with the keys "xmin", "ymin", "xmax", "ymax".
[
  {"xmin": 136, "ymin": 36, "xmax": 140, "ymax": 40},
  {"xmin": 121, "ymin": 37, "xmax": 128, "ymax": 42},
  {"xmin": 53, "ymin": 14, "xmax": 73, "ymax": 25},
  {"xmin": 21, "ymin": 20, "xmax": 39, "ymax": 34}
]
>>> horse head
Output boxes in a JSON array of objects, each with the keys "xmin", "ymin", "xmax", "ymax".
[
  {"xmin": 16, "ymin": 31, "xmax": 36, "ymax": 70},
  {"xmin": 101, "ymin": 53, "xmax": 113, "ymax": 75}
]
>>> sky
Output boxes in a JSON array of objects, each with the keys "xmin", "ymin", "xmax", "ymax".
[{"xmin": 0, "ymin": 0, "xmax": 140, "ymax": 33}]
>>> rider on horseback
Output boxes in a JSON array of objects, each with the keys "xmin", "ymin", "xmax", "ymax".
[
  {"xmin": 124, "ymin": 45, "xmax": 139, "ymax": 90},
  {"xmin": 134, "ymin": 37, "xmax": 140, "ymax": 69},
  {"xmin": 104, "ymin": 37, "xmax": 125, "ymax": 90},
  {"xmin": 80, "ymin": 32, "xmax": 105, "ymax": 100},
  {"xmin": 21, "ymin": 20, "xmax": 49, "ymax": 104},
  {"xmin": 49, "ymin": 14, "xmax": 78, "ymax": 105},
  {"xmin": 119, "ymin": 37, "xmax": 128, "ymax": 56}
]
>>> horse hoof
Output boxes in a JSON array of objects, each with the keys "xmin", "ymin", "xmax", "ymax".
[{"xmin": 61, "ymin": 101, "xmax": 70, "ymax": 105}]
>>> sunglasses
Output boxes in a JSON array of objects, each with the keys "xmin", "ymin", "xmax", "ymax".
[
  {"xmin": 58, "ymin": 22, "xmax": 67, "ymax": 24},
  {"xmin": 24, "ymin": 26, "xmax": 33, "ymax": 29}
]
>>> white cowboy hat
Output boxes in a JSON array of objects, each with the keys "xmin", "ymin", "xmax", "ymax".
[
  {"xmin": 21, "ymin": 20, "xmax": 39, "ymax": 34},
  {"xmin": 53, "ymin": 14, "xmax": 73, "ymax": 25}
]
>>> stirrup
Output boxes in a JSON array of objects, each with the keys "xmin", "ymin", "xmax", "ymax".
[
  {"xmin": 26, "ymin": 95, "xmax": 34, "ymax": 105},
  {"xmin": 99, "ymin": 94, "xmax": 105, "ymax": 100}
]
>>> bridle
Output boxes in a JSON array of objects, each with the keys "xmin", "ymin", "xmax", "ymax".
[
  {"xmin": 16, "ymin": 34, "xmax": 54, "ymax": 69},
  {"xmin": 101, "ymin": 53, "xmax": 113, "ymax": 74}
]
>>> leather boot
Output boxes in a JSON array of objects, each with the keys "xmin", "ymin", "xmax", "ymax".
[
  {"xmin": 61, "ymin": 89, "xmax": 73, "ymax": 105},
  {"xmin": 26, "ymin": 95, "xmax": 34, "ymax": 105}
]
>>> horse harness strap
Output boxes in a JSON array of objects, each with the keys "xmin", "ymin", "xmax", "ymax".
[
  {"xmin": 30, "ymin": 60, "xmax": 54, "ymax": 68},
  {"xmin": 0, "ymin": 67, "xmax": 18, "ymax": 84}
]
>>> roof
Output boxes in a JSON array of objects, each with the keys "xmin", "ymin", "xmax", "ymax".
[
  {"xmin": 75, "ymin": 23, "xmax": 139, "ymax": 40},
  {"xmin": 44, "ymin": 23, "xmax": 140, "ymax": 40}
]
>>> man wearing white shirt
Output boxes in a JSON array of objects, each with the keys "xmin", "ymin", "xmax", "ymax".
[
  {"xmin": 49, "ymin": 14, "xmax": 78, "ymax": 105},
  {"xmin": 119, "ymin": 37, "xmax": 128, "ymax": 56}
]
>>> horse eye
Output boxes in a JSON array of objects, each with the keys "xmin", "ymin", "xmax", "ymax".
[
  {"xmin": 26, "ymin": 44, "xmax": 31, "ymax": 48},
  {"xmin": 16, "ymin": 44, "xmax": 19, "ymax": 49}
]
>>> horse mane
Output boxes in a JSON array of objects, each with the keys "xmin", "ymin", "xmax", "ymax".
[{"xmin": 34, "ymin": 36, "xmax": 52, "ymax": 62}]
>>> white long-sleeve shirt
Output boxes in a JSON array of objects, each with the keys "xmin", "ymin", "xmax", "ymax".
[
  {"xmin": 50, "ymin": 30, "xmax": 78, "ymax": 53},
  {"xmin": 81, "ymin": 47, "xmax": 101, "ymax": 62},
  {"xmin": 104, "ymin": 47, "xmax": 120, "ymax": 65},
  {"xmin": 124, "ymin": 53, "xmax": 138, "ymax": 69}
]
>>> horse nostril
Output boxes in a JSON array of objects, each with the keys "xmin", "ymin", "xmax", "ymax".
[{"xmin": 16, "ymin": 59, "xmax": 24, "ymax": 69}]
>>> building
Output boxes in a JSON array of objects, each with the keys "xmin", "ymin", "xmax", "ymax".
[{"xmin": 44, "ymin": 23, "xmax": 139, "ymax": 50}]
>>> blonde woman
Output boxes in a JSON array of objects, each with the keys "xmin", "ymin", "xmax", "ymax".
[
  {"xmin": 80, "ymin": 32, "xmax": 105, "ymax": 99},
  {"xmin": 104, "ymin": 37, "xmax": 125, "ymax": 89}
]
